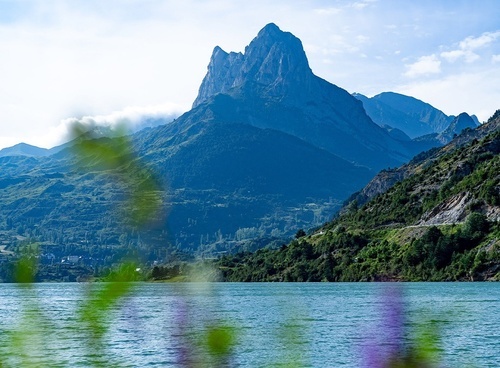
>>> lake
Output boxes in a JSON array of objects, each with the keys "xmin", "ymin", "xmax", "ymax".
[{"xmin": 0, "ymin": 282, "xmax": 498, "ymax": 367}]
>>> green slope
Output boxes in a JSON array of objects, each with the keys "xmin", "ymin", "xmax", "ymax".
[{"xmin": 216, "ymin": 112, "xmax": 500, "ymax": 281}]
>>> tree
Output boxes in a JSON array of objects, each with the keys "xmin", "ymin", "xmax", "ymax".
[
  {"xmin": 463, "ymin": 212, "xmax": 489, "ymax": 239},
  {"xmin": 295, "ymin": 229, "xmax": 306, "ymax": 239}
]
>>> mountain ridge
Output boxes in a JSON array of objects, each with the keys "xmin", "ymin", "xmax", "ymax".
[
  {"xmin": 216, "ymin": 110, "xmax": 500, "ymax": 282},
  {"xmin": 353, "ymin": 92, "xmax": 479, "ymax": 139},
  {"xmin": 346, "ymin": 110, "xmax": 500, "ymax": 209}
]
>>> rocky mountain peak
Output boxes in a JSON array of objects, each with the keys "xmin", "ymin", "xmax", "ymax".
[
  {"xmin": 193, "ymin": 23, "xmax": 312, "ymax": 108},
  {"xmin": 192, "ymin": 46, "xmax": 244, "ymax": 108},
  {"xmin": 453, "ymin": 112, "xmax": 479, "ymax": 129},
  {"xmin": 437, "ymin": 112, "xmax": 478, "ymax": 143}
]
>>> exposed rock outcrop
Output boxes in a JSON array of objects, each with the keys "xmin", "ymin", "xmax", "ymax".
[
  {"xmin": 417, "ymin": 192, "xmax": 470, "ymax": 225},
  {"xmin": 193, "ymin": 23, "xmax": 313, "ymax": 108},
  {"xmin": 345, "ymin": 111, "xmax": 500, "ymax": 208},
  {"xmin": 436, "ymin": 112, "xmax": 478, "ymax": 144},
  {"xmin": 192, "ymin": 47, "xmax": 244, "ymax": 108}
]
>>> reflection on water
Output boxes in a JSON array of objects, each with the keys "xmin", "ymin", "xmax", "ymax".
[{"xmin": 0, "ymin": 283, "xmax": 498, "ymax": 367}]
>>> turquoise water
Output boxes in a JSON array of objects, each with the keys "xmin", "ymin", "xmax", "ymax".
[{"xmin": 0, "ymin": 282, "xmax": 498, "ymax": 367}]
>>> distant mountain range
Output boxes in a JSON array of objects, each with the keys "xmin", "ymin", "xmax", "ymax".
[
  {"xmin": 0, "ymin": 23, "xmax": 494, "ymax": 277},
  {"xmin": 353, "ymin": 92, "xmax": 479, "ymax": 139},
  {"xmin": 0, "ymin": 142, "xmax": 64, "ymax": 158}
]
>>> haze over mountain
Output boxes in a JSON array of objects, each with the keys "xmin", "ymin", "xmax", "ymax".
[
  {"xmin": 0, "ymin": 143, "xmax": 52, "ymax": 158},
  {"xmin": 353, "ymin": 92, "xmax": 480, "ymax": 139}
]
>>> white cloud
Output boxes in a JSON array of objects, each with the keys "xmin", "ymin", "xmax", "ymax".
[
  {"xmin": 351, "ymin": 0, "xmax": 377, "ymax": 10},
  {"xmin": 352, "ymin": 2, "xmax": 369, "ymax": 10},
  {"xmin": 60, "ymin": 103, "xmax": 183, "ymax": 142},
  {"xmin": 314, "ymin": 7, "xmax": 341, "ymax": 15},
  {"xmin": 441, "ymin": 49, "xmax": 479, "ymax": 63},
  {"xmin": 459, "ymin": 31, "xmax": 500, "ymax": 50},
  {"xmin": 12, "ymin": 103, "xmax": 184, "ymax": 149},
  {"xmin": 398, "ymin": 69, "xmax": 500, "ymax": 122},
  {"xmin": 441, "ymin": 30, "xmax": 500, "ymax": 64},
  {"xmin": 356, "ymin": 35, "xmax": 370, "ymax": 43},
  {"xmin": 398, "ymin": 29, "xmax": 500, "ymax": 121},
  {"xmin": 62, "ymin": 103, "xmax": 183, "ymax": 129},
  {"xmin": 404, "ymin": 55, "xmax": 441, "ymax": 78}
]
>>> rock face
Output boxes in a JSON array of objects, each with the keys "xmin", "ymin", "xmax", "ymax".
[
  {"xmin": 344, "ymin": 111, "xmax": 500, "ymax": 212},
  {"xmin": 193, "ymin": 23, "xmax": 312, "ymax": 108},
  {"xmin": 418, "ymin": 192, "xmax": 471, "ymax": 225},
  {"xmin": 192, "ymin": 47, "xmax": 244, "ymax": 108},
  {"xmin": 437, "ymin": 112, "xmax": 478, "ymax": 143}
]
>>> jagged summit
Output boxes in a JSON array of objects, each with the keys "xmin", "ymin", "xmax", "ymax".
[
  {"xmin": 437, "ymin": 112, "xmax": 478, "ymax": 143},
  {"xmin": 192, "ymin": 46, "xmax": 244, "ymax": 108},
  {"xmin": 188, "ymin": 23, "xmax": 423, "ymax": 170},
  {"xmin": 193, "ymin": 23, "xmax": 312, "ymax": 108},
  {"xmin": 254, "ymin": 22, "xmax": 282, "ymax": 38}
]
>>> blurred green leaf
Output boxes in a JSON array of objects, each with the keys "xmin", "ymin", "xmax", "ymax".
[
  {"xmin": 70, "ymin": 122, "xmax": 163, "ymax": 228},
  {"xmin": 14, "ymin": 255, "xmax": 37, "ymax": 284},
  {"xmin": 205, "ymin": 325, "xmax": 235, "ymax": 357}
]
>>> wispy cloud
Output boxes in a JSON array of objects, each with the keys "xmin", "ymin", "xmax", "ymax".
[
  {"xmin": 459, "ymin": 31, "xmax": 500, "ymax": 50},
  {"xmin": 60, "ymin": 103, "xmax": 183, "ymax": 138},
  {"xmin": 351, "ymin": 0, "xmax": 377, "ymax": 10},
  {"xmin": 441, "ymin": 30, "xmax": 500, "ymax": 63},
  {"xmin": 17, "ymin": 103, "xmax": 183, "ymax": 149},
  {"xmin": 314, "ymin": 7, "xmax": 341, "ymax": 15},
  {"xmin": 314, "ymin": 0, "xmax": 376, "ymax": 14},
  {"xmin": 404, "ymin": 55, "xmax": 441, "ymax": 78},
  {"xmin": 398, "ymin": 68, "xmax": 498, "ymax": 121},
  {"xmin": 441, "ymin": 49, "xmax": 479, "ymax": 63}
]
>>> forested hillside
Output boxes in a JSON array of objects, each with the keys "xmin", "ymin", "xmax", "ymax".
[{"xmin": 215, "ymin": 112, "xmax": 500, "ymax": 282}]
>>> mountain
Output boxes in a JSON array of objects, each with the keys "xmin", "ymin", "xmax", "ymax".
[
  {"xmin": 437, "ymin": 112, "xmax": 479, "ymax": 143},
  {"xmin": 0, "ymin": 23, "xmax": 382, "ymax": 269},
  {"xmin": 349, "ymin": 110, "xmax": 500, "ymax": 208},
  {"xmin": 0, "ymin": 142, "xmax": 69, "ymax": 158},
  {"xmin": 0, "ymin": 23, "xmax": 480, "ymax": 280},
  {"xmin": 216, "ymin": 110, "xmax": 500, "ymax": 282},
  {"xmin": 0, "ymin": 143, "xmax": 51, "ymax": 158},
  {"xmin": 353, "ymin": 92, "xmax": 479, "ymax": 139},
  {"xmin": 187, "ymin": 23, "xmax": 422, "ymax": 171}
]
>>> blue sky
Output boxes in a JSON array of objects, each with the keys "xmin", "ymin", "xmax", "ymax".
[{"xmin": 0, "ymin": 0, "xmax": 499, "ymax": 149}]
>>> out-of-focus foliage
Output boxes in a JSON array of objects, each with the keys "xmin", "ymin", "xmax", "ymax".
[{"xmin": 70, "ymin": 123, "xmax": 163, "ymax": 227}]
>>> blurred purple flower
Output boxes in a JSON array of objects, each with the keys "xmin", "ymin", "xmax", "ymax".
[
  {"xmin": 361, "ymin": 285, "xmax": 437, "ymax": 368},
  {"xmin": 362, "ymin": 285, "xmax": 405, "ymax": 368},
  {"xmin": 173, "ymin": 298, "xmax": 194, "ymax": 368}
]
